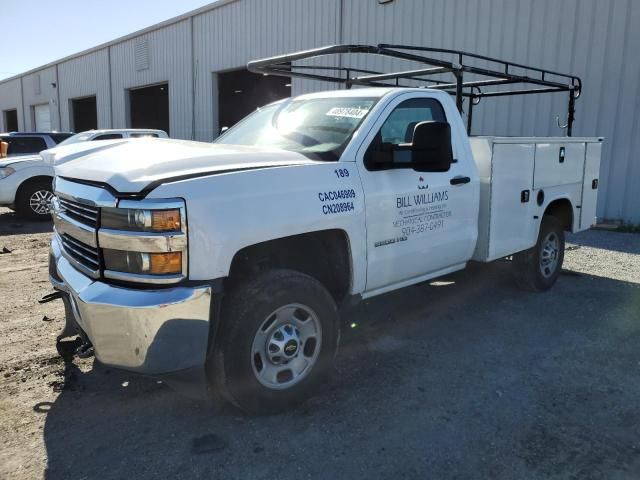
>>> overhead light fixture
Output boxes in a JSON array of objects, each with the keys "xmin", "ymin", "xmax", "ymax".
[
  {"xmin": 285, "ymin": 84, "xmax": 291, "ymax": 87},
  {"xmin": 234, "ymin": 89, "xmax": 243, "ymax": 93}
]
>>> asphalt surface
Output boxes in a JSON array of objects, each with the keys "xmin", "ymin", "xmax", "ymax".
[{"xmin": 1, "ymin": 208, "xmax": 639, "ymax": 479}]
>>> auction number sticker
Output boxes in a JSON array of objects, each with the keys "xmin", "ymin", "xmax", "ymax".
[{"xmin": 326, "ymin": 107, "xmax": 369, "ymax": 119}]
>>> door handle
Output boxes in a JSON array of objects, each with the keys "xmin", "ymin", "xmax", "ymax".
[{"xmin": 450, "ymin": 176, "xmax": 471, "ymax": 186}]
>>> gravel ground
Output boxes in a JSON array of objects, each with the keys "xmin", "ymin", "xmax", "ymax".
[{"xmin": 0, "ymin": 205, "xmax": 639, "ymax": 480}]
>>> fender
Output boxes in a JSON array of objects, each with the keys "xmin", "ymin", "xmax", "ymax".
[
  {"xmin": 14, "ymin": 164, "xmax": 55, "ymax": 185},
  {"xmin": 1, "ymin": 161, "xmax": 54, "ymax": 205},
  {"xmin": 533, "ymin": 187, "xmax": 580, "ymax": 241},
  {"xmin": 145, "ymin": 162, "xmax": 369, "ymax": 294}
]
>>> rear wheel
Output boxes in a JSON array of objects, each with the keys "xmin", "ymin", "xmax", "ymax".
[
  {"xmin": 16, "ymin": 179, "xmax": 54, "ymax": 220},
  {"xmin": 212, "ymin": 269, "xmax": 339, "ymax": 414},
  {"xmin": 513, "ymin": 216, "xmax": 565, "ymax": 291}
]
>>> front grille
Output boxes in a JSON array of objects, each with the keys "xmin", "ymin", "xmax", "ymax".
[
  {"xmin": 60, "ymin": 233, "xmax": 100, "ymax": 272},
  {"xmin": 58, "ymin": 197, "xmax": 99, "ymax": 228}
]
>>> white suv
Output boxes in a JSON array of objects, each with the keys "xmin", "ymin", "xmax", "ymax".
[{"xmin": 0, "ymin": 129, "xmax": 168, "ymax": 219}]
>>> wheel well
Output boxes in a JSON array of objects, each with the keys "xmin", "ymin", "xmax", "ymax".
[
  {"xmin": 16, "ymin": 176, "xmax": 53, "ymax": 200},
  {"xmin": 544, "ymin": 198, "xmax": 573, "ymax": 231},
  {"xmin": 227, "ymin": 230, "xmax": 352, "ymax": 303}
]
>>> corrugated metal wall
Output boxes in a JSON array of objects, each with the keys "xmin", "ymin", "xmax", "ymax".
[
  {"xmin": 341, "ymin": 0, "xmax": 640, "ymax": 223},
  {"xmin": 20, "ymin": 66, "xmax": 60, "ymax": 131},
  {"xmin": 110, "ymin": 20, "xmax": 193, "ymax": 139},
  {"xmin": 0, "ymin": 0, "xmax": 638, "ymax": 222},
  {"xmin": 58, "ymin": 50, "xmax": 111, "ymax": 130},
  {"xmin": 192, "ymin": 0, "xmax": 340, "ymax": 139},
  {"xmin": 0, "ymin": 78, "xmax": 23, "ymax": 130}
]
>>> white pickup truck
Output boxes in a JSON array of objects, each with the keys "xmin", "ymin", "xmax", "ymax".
[{"xmin": 48, "ymin": 45, "xmax": 601, "ymax": 414}]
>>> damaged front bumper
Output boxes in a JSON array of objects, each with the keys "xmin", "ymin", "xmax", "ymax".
[{"xmin": 49, "ymin": 234, "xmax": 213, "ymax": 383}]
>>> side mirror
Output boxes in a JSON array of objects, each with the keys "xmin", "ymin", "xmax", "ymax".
[
  {"xmin": 410, "ymin": 121, "xmax": 453, "ymax": 172},
  {"xmin": 0, "ymin": 141, "xmax": 7, "ymax": 159}
]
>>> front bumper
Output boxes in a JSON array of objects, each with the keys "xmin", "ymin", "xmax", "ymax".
[{"xmin": 49, "ymin": 234, "xmax": 212, "ymax": 376}]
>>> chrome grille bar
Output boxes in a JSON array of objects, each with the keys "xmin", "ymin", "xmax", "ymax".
[
  {"xmin": 61, "ymin": 234, "xmax": 99, "ymax": 266},
  {"xmin": 52, "ymin": 179, "xmax": 117, "ymax": 280},
  {"xmin": 58, "ymin": 197, "xmax": 99, "ymax": 227}
]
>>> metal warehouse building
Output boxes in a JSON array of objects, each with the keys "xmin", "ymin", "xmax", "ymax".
[{"xmin": 1, "ymin": 0, "xmax": 638, "ymax": 223}]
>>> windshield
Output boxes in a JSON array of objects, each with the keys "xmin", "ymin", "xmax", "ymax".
[
  {"xmin": 214, "ymin": 97, "xmax": 377, "ymax": 161},
  {"xmin": 57, "ymin": 132, "xmax": 94, "ymax": 146}
]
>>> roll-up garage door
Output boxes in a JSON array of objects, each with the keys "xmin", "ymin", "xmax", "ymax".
[{"xmin": 34, "ymin": 104, "xmax": 51, "ymax": 131}]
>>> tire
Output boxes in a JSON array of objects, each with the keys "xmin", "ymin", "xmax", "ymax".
[
  {"xmin": 15, "ymin": 179, "xmax": 54, "ymax": 221},
  {"xmin": 513, "ymin": 215, "xmax": 565, "ymax": 291},
  {"xmin": 212, "ymin": 269, "xmax": 340, "ymax": 415}
]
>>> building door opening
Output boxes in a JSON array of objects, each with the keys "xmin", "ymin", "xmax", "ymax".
[
  {"xmin": 33, "ymin": 104, "xmax": 51, "ymax": 131},
  {"xmin": 71, "ymin": 96, "xmax": 97, "ymax": 132},
  {"xmin": 3, "ymin": 109, "xmax": 18, "ymax": 131},
  {"xmin": 218, "ymin": 69, "xmax": 291, "ymax": 131},
  {"xmin": 128, "ymin": 83, "xmax": 169, "ymax": 135}
]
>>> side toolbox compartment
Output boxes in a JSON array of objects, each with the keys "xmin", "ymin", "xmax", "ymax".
[
  {"xmin": 472, "ymin": 138, "xmax": 536, "ymax": 262},
  {"xmin": 533, "ymin": 142, "xmax": 585, "ymax": 189},
  {"xmin": 579, "ymin": 141, "xmax": 602, "ymax": 230}
]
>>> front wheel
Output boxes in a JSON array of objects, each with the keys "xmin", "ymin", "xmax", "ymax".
[
  {"xmin": 212, "ymin": 269, "xmax": 339, "ymax": 414},
  {"xmin": 513, "ymin": 216, "xmax": 565, "ymax": 291},
  {"xmin": 15, "ymin": 179, "xmax": 54, "ymax": 220}
]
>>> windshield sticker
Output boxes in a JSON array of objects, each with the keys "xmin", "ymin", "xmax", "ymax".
[{"xmin": 326, "ymin": 107, "xmax": 369, "ymax": 119}]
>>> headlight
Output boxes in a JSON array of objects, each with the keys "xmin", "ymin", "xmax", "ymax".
[
  {"xmin": 98, "ymin": 199, "xmax": 187, "ymax": 284},
  {"xmin": 101, "ymin": 207, "xmax": 181, "ymax": 232},
  {"xmin": 0, "ymin": 167, "xmax": 15, "ymax": 179},
  {"xmin": 103, "ymin": 250, "xmax": 182, "ymax": 275}
]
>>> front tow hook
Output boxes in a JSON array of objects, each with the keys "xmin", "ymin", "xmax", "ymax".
[
  {"xmin": 76, "ymin": 342, "xmax": 94, "ymax": 359},
  {"xmin": 39, "ymin": 291, "xmax": 64, "ymax": 304}
]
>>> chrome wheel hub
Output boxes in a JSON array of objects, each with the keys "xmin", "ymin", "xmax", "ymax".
[
  {"xmin": 540, "ymin": 232, "xmax": 560, "ymax": 278},
  {"xmin": 267, "ymin": 324, "xmax": 301, "ymax": 363},
  {"xmin": 29, "ymin": 190, "xmax": 54, "ymax": 215},
  {"xmin": 251, "ymin": 303, "xmax": 321, "ymax": 390}
]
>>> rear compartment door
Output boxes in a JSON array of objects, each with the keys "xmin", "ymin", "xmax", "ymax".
[
  {"xmin": 579, "ymin": 142, "xmax": 602, "ymax": 230},
  {"xmin": 534, "ymin": 142, "xmax": 584, "ymax": 189},
  {"xmin": 486, "ymin": 143, "xmax": 536, "ymax": 259}
]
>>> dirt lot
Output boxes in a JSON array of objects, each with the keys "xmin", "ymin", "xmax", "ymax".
[{"xmin": 0, "ymin": 205, "xmax": 639, "ymax": 480}]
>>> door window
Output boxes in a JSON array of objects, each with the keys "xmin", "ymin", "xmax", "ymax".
[
  {"xmin": 129, "ymin": 133, "xmax": 159, "ymax": 138},
  {"xmin": 6, "ymin": 137, "xmax": 47, "ymax": 155},
  {"xmin": 365, "ymin": 97, "xmax": 446, "ymax": 170},
  {"xmin": 381, "ymin": 98, "xmax": 446, "ymax": 145},
  {"xmin": 49, "ymin": 133, "xmax": 74, "ymax": 144},
  {"xmin": 92, "ymin": 134, "xmax": 123, "ymax": 140}
]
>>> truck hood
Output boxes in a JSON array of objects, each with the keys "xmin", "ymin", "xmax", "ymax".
[
  {"xmin": 41, "ymin": 139, "xmax": 136, "ymax": 166},
  {"xmin": 53, "ymin": 138, "xmax": 320, "ymax": 193}
]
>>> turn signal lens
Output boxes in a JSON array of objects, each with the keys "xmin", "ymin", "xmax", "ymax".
[
  {"xmin": 151, "ymin": 209, "xmax": 181, "ymax": 232},
  {"xmin": 149, "ymin": 252, "xmax": 182, "ymax": 275}
]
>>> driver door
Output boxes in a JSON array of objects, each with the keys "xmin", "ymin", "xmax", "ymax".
[{"xmin": 356, "ymin": 94, "xmax": 476, "ymax": 293}]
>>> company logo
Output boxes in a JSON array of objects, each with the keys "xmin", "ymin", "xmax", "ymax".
[
  {"xmin": 418, "ymin": 176, "xmax": 429, "ymax": 190},
  {"xmin": 284, "ymin": 341, "xmax": 298, "ymax": 355}
]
